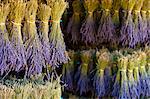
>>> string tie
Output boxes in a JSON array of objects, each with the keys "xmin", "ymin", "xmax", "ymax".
[
  {"xmin": 27, "ymin": 20, "xmax": 35, "ymax": 24},
  {"xmin": 0, "ymin": 23, "xmax": 5, "ymax": 25},
  {"xmin": 119, "ymin": 69, "xmax": 126, "ymax": 72},
  {"xmin": 128, "ymin": 69, "xmax": 133, "ymax": 73},
  {"xmin": 105, "ymin": 9, "xmax": 110, "ymax": 12},
  {"xmin": 141, "ymin": 10, "xmax": 146, "ymax": 13},
  {"xmin": 134, "ymin": 10, "xmax": 140, "ymax": 13},
  {"xmin": 11, "ymin": 21, "xmax": 22, "ymax": 26}
]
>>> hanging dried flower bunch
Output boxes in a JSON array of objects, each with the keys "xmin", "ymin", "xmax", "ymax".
[
  {"xmin": 80, "ymin": 0, "xmax": 99, "ymax": 47},
  {"xmin": 47, "ymin": 0, "xmax": 69, "ymax": 67},
  {"xmin": 24, "ymin": 0, "xmax": 45, "ymax": 76},
  {"xmin": 8, "ymin": 0, "xmax": 27, "ymax": 72}
]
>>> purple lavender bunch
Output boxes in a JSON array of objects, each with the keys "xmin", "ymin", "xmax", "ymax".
[
  {"xmin": 97, "ymin": 0, "xmax": 116, "ymax": 46},
  {"xmin": 93, "ymin": 50, "xmax": 110, "ymax": 97},
  {"xmin": 94, "ymin": 71, "xmax": 105, "ymax": 97},
  {"xmin": 25, "ymin": 35, "xmax": 45, "ymax": 76},
  {"xmin": 132, "ymin": 0, "xmax": 146, "ymax": 45},
  {"xmin": 48, "ymin": 0, "xmax": 69, "ymax": 67},
  {"xmin": 67, "ymin": 0, "xmax": 81, "ymax": 45},
  {"xmin": 24, "ymin": 0, "xmax": 45, "ymax": 76},
  {"xmin": 120, "ymin": 0, "xmax": 136, "ymax": 48},
  {"xmin": 111, "ymin": 0, "xmax": 121, "ymax": 47},
  {"xmin": 138, "ymin": 52, "xmax": 150, "ymax": 97},
  {"xmin": 62, "ymin": 51, "xmax": 74, "ymax": 90},
  {"xmin": 112, "ymin": 56, "xmax": 131, "ymax": 99},
  {"xmin": 0, "ymin": 3, "xmax": 18, "ymax": 75},
  {"xmin": 97, "ymin": 10, "xmax": 116, "ymax": 45},
  {"xmin": 37, "ymin": 4, "xmax": 51, "ymax": 67},
  {"xmin": 141, "ymin": 10, "xmax": 149, "ymax": 44},
  {"xmin": 147, "ymin": 10, "xmax": 150, "ymax": 45},
  {"xmin": 8, "ymin": 2, "xmax": 27, "ymax": 72},
  {"xmin": 120, "ymin": 11, "xmax": 135, "ymax": 48},
  {"xmin": 0, "ymin": 29, "xmax": 18, "ymax": 75},
  {"xmin": 127, "ymin": 55, "xmax": 138, "ymax": 98},
  {"xmin": 80, "ymin": 0, "xmax": 99, "ymax": 46},
  {"xmin": 133, "ymin": 55, "xmax": 142, "ymax": 98},
  {"xmin": 141, "ymin": 0, "xmax": 150, "ymax": 45},
  {"xmin": 76, "ymin": 51, "xmax": 92, "ymax": 95},
  {"xmin": 104, "ymin": 66, "xmax": 112, "ymax": 95}
]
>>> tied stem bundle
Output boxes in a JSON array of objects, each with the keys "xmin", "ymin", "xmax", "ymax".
[
  {"xmin": 112, "ymin": 0, "xmax": 121, "ymax": 29},
  {"xmin": 97, "ymin": 0, "xmax": 116, "ymax": 47},
  {"xmin": 133, "ymin": 53, "xmax": 141, "ymax": 97},
  {"xmin": 8, "ymin": 1, "xmax": 27, "ymax": 72},
  {"xmin": 0, "ymin": 3, "xmax": 19, "ymax": 76},
  {"xmin": 112, "ymin": 56, "xmax": 130, "ymax": 99},
  {"xmin": 145, "ymin": 47, "xmax": 150, "ymax": 76},
  {"xmin": 80, "ymin": 0, "xmax": 99, "ymax": 47},
  {"xmin": 145, "ymin": 47, "xmax": 150, "ymax": 96},
  {"xmin": 62, "ymin": 51, "xmax": 74, "ymax": 90},
  {"xmin": 67, "ymin": 0, "xmax": 81, "ymax": 45},
  {"xmin": 93, "ymin": 49, "xmax": 110, "ymax": 97},
  {"xmin": 127, "ymin": 55, "xmax": 138, "ymax": 98},
  {"xmin": 147, "ymin": 0, "xmax": 150, "ymax": 45},
  {"xmin": 132, "ymin": 0, "xmax": 145, "ymax": 45},
  {"xmin": 141, "ymin": 0, "xmax": 150, "ymax": 46},
  {"xmin": 37, "ymin": 4, "xmax": 51, "ymax": 69},
  {"xmin": 120, "ymin": 0, "xmax": 136, "ymax": 48},
  {"xmin": 111, "ymin": 0, "xmax": 121, "ymax": 47},
  {"xmin": 24, "ymin": 0, "xmax": 45, "ymax": 77},
  {"xmin": 48, "ymin": 0, "xmax": 69, "ymax": 66},
  {"xmin": 141, "ymin": 0, "xmax": 149, "ymax": 45},
  {"xmin": 138, "ymin": 51, "xmax": 149, "ymax": 96},
  {"xmin": 76, "ymin": 51, "xmax": 91, "ymax": 95}
]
